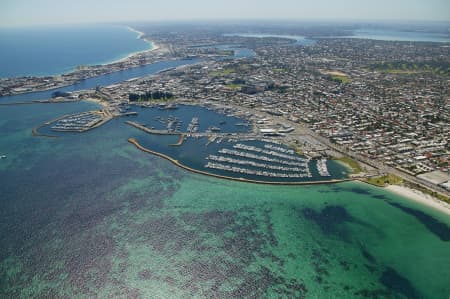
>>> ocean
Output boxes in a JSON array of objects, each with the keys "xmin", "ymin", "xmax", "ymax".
[
  {"xmin": 0, "ymin": 26, "xmax": 450, "ymax": 298},
  {"xmin": 0, "ymin": 25, "xmax": 152, "ymax": 78}
]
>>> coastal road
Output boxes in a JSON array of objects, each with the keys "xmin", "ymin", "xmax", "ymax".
[{"xmin": 227, "ymin": 104, "xmax": 450, "ymax": 198}]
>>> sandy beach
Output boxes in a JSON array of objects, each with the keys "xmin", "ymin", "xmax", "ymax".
[
  {"xmin": 103, "ymin": 27, "xmax": 158, "ymax": 65},
  {"xmin": 84, "ymin": 97, "xmax": 109, "ymax": 108},
  {"xmin": 385, "ymin": 185, "xmax": 450, "ymax": 216},
  {"xmin": 126, "ymin": 26, "xmax": 145, "ymax": 39},
  {"xmin": 126, "ymin": 26, "xmax": 162, "ymax": 52}
]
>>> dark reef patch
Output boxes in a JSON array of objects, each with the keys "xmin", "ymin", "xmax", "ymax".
[
  {"xmin": 317, "ymin": 185, "xmax": 342, "ymax": 194},
  {"xmin": 354, "ymin": 288, "xmax": 391, "ymax": 299},
  {"xmin": 138, "ymin": 269, "xmax": 155, "ymax": 280},
  {"xmin": 380, "ymin": 267, "xmax": 420, "ymax": 299},
  {"xmin": 302, "ymin": 205, "xmax": 355, "ymax": 241},
  {"xmin": 387, "ymin": 202, "xmax": 450, "ymax": 241},
  {"xmin": 365, "ymin": 264, "xmax": 377, "ymax": 274},
  {"xmin": 311, "ymin": 248, "xmax": 330, "ymax": 278},
  {"xmin": 303, "ymin": 205, "xmax": 353, "ymax": 227},
  {"xmin": 339, "ymin": 260, "xmax": 351, "ymax": 271},
  {"xmin": 360, "ymin": 246, "xmax": 377, "ymax": 264},
  {"xmin": 0, "ymin": 145, "xmax": 184, "ymax": 298},
  {"xmin": 62, "ymin": 201, "xmax": 122, "ymax": 236},
  {"xmin": 181, "ymin": 209, "xmax": 268, "ymax": 263},
  {"xmin": 178, "ymin": 209, "xmax": 307, "ymax": 297},
  {"xmin": 136, "ymin": 214, "xmax": 198, "ymax": 253},
  {"xmin": 349, "ymin": 187, "xmax": 372, "ymax": 195},
  {"xmin": 64, "ymin": 233, "xmax": 116, "ymax": 291},
  {"xmin": 372, "ymin": 194, "xmax": 388, "ymax": 200}
]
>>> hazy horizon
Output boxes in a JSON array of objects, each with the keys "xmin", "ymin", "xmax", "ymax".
[{"xmin": 1, "ymin": 0, "xmax": 449, "ymax": 28}]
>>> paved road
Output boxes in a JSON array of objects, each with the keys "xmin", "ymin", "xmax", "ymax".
[{"xmin": 129, "ymin": 100, "xmax": 449, "ymax": 198}]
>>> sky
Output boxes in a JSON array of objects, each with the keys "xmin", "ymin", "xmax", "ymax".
[{"xmin": 1, "ymin": 0, "xmax": 449, "ymax": 27}]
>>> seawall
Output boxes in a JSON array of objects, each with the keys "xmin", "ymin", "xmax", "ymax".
[{"xmin": 128, "ymin": 137, "xmax": 351, "ymax": 186}]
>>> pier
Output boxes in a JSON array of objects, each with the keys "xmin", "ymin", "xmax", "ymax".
[
  {"xmin": 125, "ymin": 120, "xmax": 260, "ymax": 139},
  {"xmin": 316, "ymin": 158, "xmax": 331, "ymax": 177},
  {"xmin": 125, "ymin": 121, "xmax": 181, "ymax": 135},
  {"xmin": 170, "ymin": 134, "xmax": 186, "ymax": 146}
]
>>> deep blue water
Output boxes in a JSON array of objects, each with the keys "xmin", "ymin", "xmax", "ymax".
[
  {"xmin": 0, "ymin": 27, "xmax": 450, "ymax": 298},
  {"xmin": 0, "ymin": 25, "xmax": 151, "ymax": 78}
]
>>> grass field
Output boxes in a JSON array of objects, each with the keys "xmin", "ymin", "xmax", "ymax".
[
  {"xmin": 331, "ymin": 75, "xmax": 351, "ymax": 84},
  {"xmin": 366, "ymin": 174, "xmax": 403, "ymax": 187},
  {"xmin": 210, "ymin": 68, "xmax": 236, "ymax": 76},
  {"xmin": 371, "ymin": 61, "xmax": 449, "ymax": 76}
]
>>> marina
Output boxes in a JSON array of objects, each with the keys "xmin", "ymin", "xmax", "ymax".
[
  {"xmin": 218, "ymin": 148, "xmax": 308, "ymax": 167},
  {"xmin": 205, "ymin": 162, "xmax": 311, "ymax": 178},
  {"xmin": 31, "ymin": 101, "xmax": 347, "ymax": 183},
  {"xmin": 206, "ymin": 155, "xmax": 308, "ymax": 172},
  {"xmin": 120, "ymin": 105, "xmax": 346, "ymax": 183},
  {"xmin": 1, "ymin": 18, "xmax": 449, "ymax": 299},
  {"xmin": 233, "ymin": 143, "xmax": 307, "ymax": 162},
  {"xmin": 128, "ymin": 138, "xmax": 349, "ymax": 185},
  {"xmin": 34, "ymin": 110, "xmax": 112, "ymax": 135}
]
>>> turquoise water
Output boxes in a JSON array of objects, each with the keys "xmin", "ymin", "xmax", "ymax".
[
  {"xmin": 0, "ymin": 25, "xmax": 151, "ymax": 78},
  {"xmin": 1, "ymin": 99, "xmax": 450, "ymax": 298},
  {"xmin": 0, "ymin": 26, "xmax": 449, "ymax": 298}
]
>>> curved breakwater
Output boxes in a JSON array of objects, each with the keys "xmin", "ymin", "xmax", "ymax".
[{"xmin": 128, "ymin": 138, "xmax": 350, "ymax": 186}]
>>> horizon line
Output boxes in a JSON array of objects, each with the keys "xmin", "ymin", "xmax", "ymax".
[{"xmin": 1, "ymin": 18, "xmax": 450, "ymax": 29}]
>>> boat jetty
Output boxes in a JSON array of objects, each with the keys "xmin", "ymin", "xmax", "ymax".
[
  {"xmin": 316, "ymin": 158, "xmax": 331, "ymax": 177},
  {"xmin": 187, "ymin": 117, "xmax": 199, "ymax": 133},
  {"xmin": 205, "ymin": 142, "xmax": 313, "ymax": 179}
]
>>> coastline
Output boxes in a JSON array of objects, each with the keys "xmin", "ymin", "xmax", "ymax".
[
  {"xmin": 83, "ymin": 97, "xmax": 109, "ymax": 108},
  {"xmin": 384, "ymin": 184, "xmax": 450, "ymax": 216},
  {"xmin": 1, "ymin": 26, "xmax": 158, "ymax": 79},
  {"xmin": 0, "ymin": 26, "xmax": 167, "ymax": 98},
  {"xmin": 103, "ymin": 26, "xmax": 159, "ymax": 65}
]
